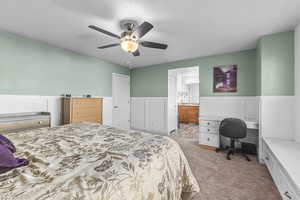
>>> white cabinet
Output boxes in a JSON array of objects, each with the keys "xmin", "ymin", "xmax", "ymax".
[
  {"xmin": 277, "ymin": 168, "xmax": 298, "ymax": 200},
  {"xmin": 263, "ymin": 138, "xmax": 300, "ymax": 200},
  {"xmin": 199, "ymin": 119, "xmax": 220, "ymax": 147},
  {"xmin": 200, "ymin": 97, "xmax": 259, "ymax": 121}
]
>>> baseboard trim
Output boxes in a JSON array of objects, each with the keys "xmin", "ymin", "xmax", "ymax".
[{"xmin": 200, "ymin": 145, "xmax": 217, "ymax": 151}]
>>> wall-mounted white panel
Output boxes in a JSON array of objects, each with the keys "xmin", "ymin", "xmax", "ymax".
[
  {"xmin": 103, "ymin": 97, "xmax": 112, "ymax": 126},
  {"xmin": 145, "ymin": 99, "xmax": 167, "ymax": 134},
  {"xmin": 200, "ymin": 96, "xmax": 259, "ymax": 122},
  {"xmin": 295, "ymin": 24, "xmax": 300, "ymax": 143},
  {"xmin": 260, "ymin": 96, "xmax": 294, "ymax": 140},
  {"xmin": 47, "ymin": 96, "xmax": 62, "ymax": 127},
  {"xmin": 245, "ymin": 98, "xmax": 260, "ymax": 121},
  {"xmin": 131, "ymin": 97, "xmax": 168, "ymax": 134},
  {"xmin": 0, "ymin": 95, "xmax": 48, "ymax": 114},
  {"xmin": 131, "ymin": 98, "xmax": 145, "ymax": 130}
]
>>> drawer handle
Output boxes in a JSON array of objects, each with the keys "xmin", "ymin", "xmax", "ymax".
[
  {"xmin": 208, "ymin": 129, "xmax": 210, "ymax": 131},
  {"xmin": 265, "ymin": 156, "xmax": 269, "ymax": 161},
  {"xmin": 207, "ymin": 138, "xmax": 210, "ymax": 141},
  {"xmin": 284, "ymin": 191, "xmax": 292, "ymax": 199},
  {"xmin": 207, "ymin": 122, "xmax": 210, "ymax": 125},
  {"xmin": 38, "ymin": 121, "xmax": 43, "ymax": 124}
]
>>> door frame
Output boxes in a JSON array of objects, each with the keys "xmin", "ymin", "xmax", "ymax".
[
  {"xmin": 112, "ymin": 73, "xmax": 130, "ymax": 129},
  {"xmin": 167, "ymin": 66, "xmax": 200, "ymax": 134},
  {"xmin": 167, "ymin": 72, "xmax": 178, "ymax": 134}
]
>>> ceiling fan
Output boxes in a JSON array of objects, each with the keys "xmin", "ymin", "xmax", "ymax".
[{"xmin": 88, "ymin": 20, "xmax": 168, "ymax": 56}]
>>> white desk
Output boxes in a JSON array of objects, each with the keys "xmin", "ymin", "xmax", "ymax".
[{"xmin": 199, "ymin": 115, "xmax": 259, "ymax": 148}]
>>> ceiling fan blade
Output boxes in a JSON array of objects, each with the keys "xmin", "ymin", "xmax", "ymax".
[
  {"xmin": 88, "ymin": 25, "xmax": 120, "ymax": 39},
  {"xmin": 133, "ymin": 22, "xmax": 153, "ymax": 38},
  {"xmin": 98, "ymin": 43, "xmax": 120, "ymax": 49},
  {"xmin": 132, "ymin": 49, "xmax": 140, "ymax": 56},
  {"xmin": 140, "ymin": 41, "xmax": 168, "ymax": 49}
]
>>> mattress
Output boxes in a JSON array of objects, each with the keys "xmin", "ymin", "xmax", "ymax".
[{"xmin": 0, "ymin": 123, "xmax": 199, "ymax": 200}]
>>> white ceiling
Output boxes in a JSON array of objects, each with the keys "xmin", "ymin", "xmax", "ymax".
[{"xmin": 0, "ymin": 0, "xmax": 300, "ymax": 68}]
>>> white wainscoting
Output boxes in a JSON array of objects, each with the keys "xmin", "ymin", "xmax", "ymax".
[
  {"xmin": 200, "ymin": 96, "xmax": 259, "ymax": 122},
  {"xmin": 102, "ymin": 97, "xmax": 113, "ymax": 126},
  {"xmin": 260, "ymin": 96, "xmax": 294, "ymax": 140},
  {"xmin": 43, "ymin": 96, "xmax": 62, "ymax": 127},
  {"xmin": 131, "ymin": 96, "xmax": 259, "ymax": 135},
  {"xmin": 258, "ymin": 96, "xmax": 294, "ymax": 162},
  {"xmin": 295, "ymin": 25, "xmax": 300, "ymax": 144},
  {"xmin": 131, "ymin": 98, "xmax": 146, "ymax": 130},
  {"xmin": 131, "ymin": 97, "xmax": 168, "ymax": 134},
  {"xmin": 0, "ymin": 95, "xmax": 113, "ymax": 127}
]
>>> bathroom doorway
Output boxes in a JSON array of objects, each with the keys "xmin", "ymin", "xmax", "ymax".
[{"xmin": 168, "ymin": 66, "xmax": 200, "ymax": 135}]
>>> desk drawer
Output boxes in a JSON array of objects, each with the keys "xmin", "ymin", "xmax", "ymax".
[
  {"xmin": 200, "ymin": 126, "xmax": 218, "ymax": 134},
  {"xmin": 200, "ymin": 133, "xmax": 219, "ymax": 147},
  {"xmin": 201, "ymin": 120, "xmax": 219, "ymax": 127}
]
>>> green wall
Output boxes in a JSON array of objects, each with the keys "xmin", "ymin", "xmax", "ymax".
[
  {"xmin": 258, "ymin": 31, "xmax": 295, "ymax": 96},
  {"xmin": 131, "ymin": 49, "xmax": 257, "ymax": 97},
  {"xmin": 0, "ymin": 31, "xmax": 129, "ymax": 96},
  {"xmin": 0, "ymin": 30, "xmax": 294, "ymax": 97},
  {"xmin": 256, "ymin": 41, "xmax": 262, "ymax": 96}
]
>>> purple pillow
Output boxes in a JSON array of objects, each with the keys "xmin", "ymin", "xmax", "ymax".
[
  {"xmin": 0, "ymin": 135, "xmax": 16, "ymax": 153},
  {"xmin": 0, "ymin": 135, "xmax": 29, "ymax": 174}
]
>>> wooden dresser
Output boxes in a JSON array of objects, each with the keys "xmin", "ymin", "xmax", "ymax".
[
  {"xmin": 178, "ymin": 104, "xmax": 199, "ymax": 124},
  {"xmin": 63, "ymin": 98, "xmax": 103, "ymax": 124}
]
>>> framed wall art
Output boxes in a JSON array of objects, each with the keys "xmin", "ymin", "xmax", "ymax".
[{"xmin": 213, "ymin": 65, "xmax": 237, "ymax": 92}]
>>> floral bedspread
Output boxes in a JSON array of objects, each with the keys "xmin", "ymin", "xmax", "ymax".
[{"xmin": 0, "ymin": 123, "xmax": 199, "ymax": 200}]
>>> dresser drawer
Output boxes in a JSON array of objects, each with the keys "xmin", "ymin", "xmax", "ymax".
[
  {"xmin": 200, "ymin": 126, "xmax": 218, "ymax": 134},
  {"xmin": 200, "ymin": 120, "xmax": 219, "ymax": 127},
  {"xmin": 72, "ymin": 98, "xmax": 102, "ymax": 103},
  {"xmin": 200, "ymin": 133, "xmax": 219, "ymax": 147}
]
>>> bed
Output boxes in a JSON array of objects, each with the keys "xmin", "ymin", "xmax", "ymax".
[{"xmin": 0, "ymin": 122, "xmax": 199, "ymax": 200}]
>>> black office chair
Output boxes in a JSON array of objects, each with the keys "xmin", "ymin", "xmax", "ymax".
[{"xmin": 216, "ymin": 118, "xmax": 250, "ymax": 161}]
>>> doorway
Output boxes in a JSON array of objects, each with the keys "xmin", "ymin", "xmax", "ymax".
[
  {"xmin": 112, "ymin": 73, "xmax": 130, "ymax": 129},
  {"xmin": 168, "ymin": 66, "xmax": 200, "ymax": 134}
]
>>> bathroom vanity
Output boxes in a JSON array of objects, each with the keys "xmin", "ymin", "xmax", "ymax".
[{"xmin": 178, "ymin": 104, "xmax": 199, "ymax": 124}]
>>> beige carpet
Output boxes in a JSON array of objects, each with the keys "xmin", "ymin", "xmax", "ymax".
[{"xmin": 171, "ymin": 124, "xmax": 281, "ymax": 200}]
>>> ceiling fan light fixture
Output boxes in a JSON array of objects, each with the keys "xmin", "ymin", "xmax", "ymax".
[
  {"xmin": 89, "ymin": 21, "xmax": 167, "ymax": 57},
  {"xmin": 120, "ymin": 36, "xmax": 139, "ymax": 53}
]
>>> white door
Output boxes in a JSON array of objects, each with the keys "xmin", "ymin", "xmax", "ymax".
[
  {"xmin": 112, "ymin": 73, "xmax": 130, "ymax": 129},
  {"xmin": 168, "ymin": 75, "xmax": 177, "ymax": 134}
]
